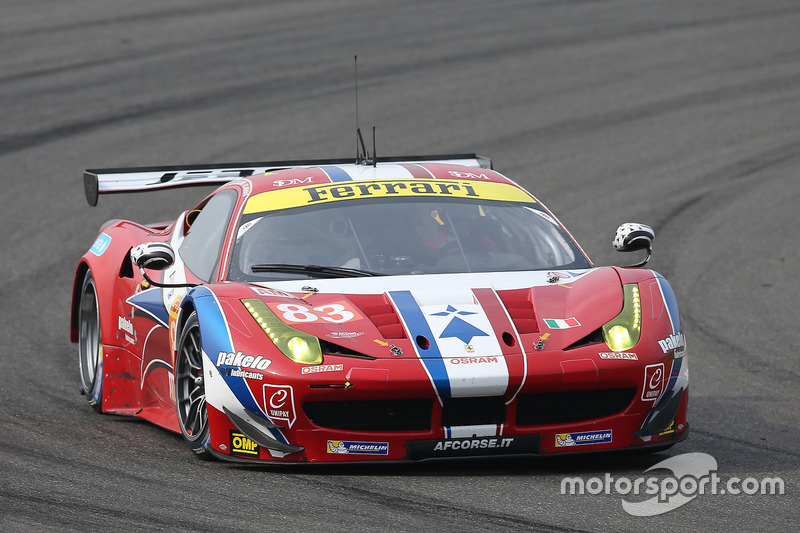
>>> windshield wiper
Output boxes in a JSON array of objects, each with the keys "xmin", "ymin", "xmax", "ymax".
[{"xmin": 249, "ymin": 263, "xmax": 383, "ymax": 278}]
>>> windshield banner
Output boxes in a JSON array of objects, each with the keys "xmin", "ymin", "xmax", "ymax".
[{"xmin": 244, "ymin": 179, "xmax": 535, "ymax": 214}]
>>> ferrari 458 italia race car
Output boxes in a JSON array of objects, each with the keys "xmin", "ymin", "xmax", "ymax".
[{"xmin": 71, "ymin": 152, "xmax": 688, "ymax": 463}]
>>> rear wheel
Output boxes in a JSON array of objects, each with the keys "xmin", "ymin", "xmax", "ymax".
[
  {"xmin": 175, "ymin": 312, "xmax": 215, "ymax": 460},
  {"xmin": 78, "ymin": 271, "xmax": 103, "ymax": 412}
]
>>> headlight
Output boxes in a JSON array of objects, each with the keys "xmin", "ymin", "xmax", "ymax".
[
  {"xmin": 601, "ymin": 284, "xmax": 641, "ymax": 352},
  {"xmin": 242, "ymin": 299, "xmax": 323, "ymax": 365}
]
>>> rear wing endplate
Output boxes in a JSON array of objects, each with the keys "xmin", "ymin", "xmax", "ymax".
[{"xmin": 83, "ymin": 154, "xmax": 492, "ymax": 206}]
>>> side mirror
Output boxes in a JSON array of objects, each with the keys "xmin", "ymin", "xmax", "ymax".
[
  {"xmin": 613, "ymin": 223, "xmax": 654, "ymax": 267},
  {"xmin": 131, "ymin": 242, "xmax": 175, "ymax": 271}
]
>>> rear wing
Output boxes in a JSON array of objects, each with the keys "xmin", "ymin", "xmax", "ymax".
[{"xmin": 83, "ymin": 154, "xmax": 492, "ymax": 206}]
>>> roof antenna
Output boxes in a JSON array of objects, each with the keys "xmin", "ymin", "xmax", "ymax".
[
  {"xmin": 372, "ymin": 125, "xmax": 377, "ymax": 167},
  {"xmin": 354, "ymin": 55, "xmax": 373, "ymax": 165}
]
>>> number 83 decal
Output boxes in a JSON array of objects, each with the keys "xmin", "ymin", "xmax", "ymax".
[{"xmin": 267, "ymin": 301, "xmax": 363, "ymax": 324}]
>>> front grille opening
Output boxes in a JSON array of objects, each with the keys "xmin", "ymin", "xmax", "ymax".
[
  {"xmin": 303, "ymin": 399, "xmax": 432, "ymax": 431},
  {"xmin": 516, "ymin": 388, "xmax": 635, "ymax": 426},
  {"xmin": 441, "ymin": 396, "xmax": 506, "ymax": 427}
]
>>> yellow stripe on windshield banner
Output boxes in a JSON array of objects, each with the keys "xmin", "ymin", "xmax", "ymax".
[{"xmin": 243, "ymin": 179, "xmax": 535, "ymax": 214}]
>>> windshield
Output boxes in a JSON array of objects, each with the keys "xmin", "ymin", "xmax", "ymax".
[{"xmin": 227, "ymin": 197, "xmax": 590, "ymax": 281}]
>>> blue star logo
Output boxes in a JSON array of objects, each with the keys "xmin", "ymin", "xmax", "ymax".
[{"xmin": 430, "ymin": 305, "xmax": 489, "ymax": 345}]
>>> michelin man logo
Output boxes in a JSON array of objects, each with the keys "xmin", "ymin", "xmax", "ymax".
[{"xmin": 556, "ymin": 433, "xmax": 576, "ymax": 447}]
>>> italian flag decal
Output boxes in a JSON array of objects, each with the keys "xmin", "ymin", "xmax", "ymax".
[{"xmin": 544, "ymin": 317, "xmax": 581, "ymax": 329}]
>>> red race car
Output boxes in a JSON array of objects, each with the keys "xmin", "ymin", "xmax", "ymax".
[{"xmin": 71, "ymin": 153, "xmax": 687, "ymax": 462}]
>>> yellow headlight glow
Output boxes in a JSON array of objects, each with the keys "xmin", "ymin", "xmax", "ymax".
[
  {"xmin": 601, "ymin": 284, "xmax": 642, "ymax": 352},
  {"xmin": 242, "ymin": 299, "xmax": 323, "ymax": 365}
]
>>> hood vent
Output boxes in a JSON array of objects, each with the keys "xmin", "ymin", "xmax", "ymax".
[
  {"xmin": 565, "ymin": 328, "xmax": 604, "ymax": 350},
  {"xmin": 497, "ymin": 288, "xmax": 539, "ymax": 334},
  {"xmin": 319, "ymin": 339, "xmax": 375, "ymax": 360},
  {"xmin": 346, "ymin": 294, "xmax": 407, "ymax": 339}
]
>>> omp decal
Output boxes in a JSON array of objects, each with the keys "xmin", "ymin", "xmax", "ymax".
[
  {"xmin": 127, "ymin": 288, "xmax": 169, "ymax": 328},
  {"xmin": 659, "ymin": 419, "xmax": 676, "ymax": 437},
  {"xmin": 243, "ymin": 179, "xmax": 535, "ymax": 214},
  {"xmin": 543, "ymin": 317, "xmax": 581, "ymax": 329},
  {"xmin": 90, "ymin": 233, "xmax": 111, "ymax": 256},
  {"xmin": 318, "ymin": 165, "xmax": 353, "ymax": 182},
  {"xmin": 230, "ymin": 430, "xmax": 259, "ymax": 457},
  {"xmin": 327, "ymin": 440, "xmax": 389, "ymax": 455},
  {"xmin": 388, "ymin": 290, "xmax": 450, "ymax": 401},
  {"xmin": 555, "ymin": 430, "xmax": 612, "ymax": 447}
]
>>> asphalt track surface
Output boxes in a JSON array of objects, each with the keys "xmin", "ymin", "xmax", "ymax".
[{"xmin": 1, "ymin": 1, "xmax": 798, "ymax": 531}]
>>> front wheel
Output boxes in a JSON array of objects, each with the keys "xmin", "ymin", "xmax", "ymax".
[
  {"xmin": 78, "ymin": 270, "xmax": 103, "ymax": 412},
  {"xmin": 175, "ymin": 312, "xmax": 215, "ymax": 460}
]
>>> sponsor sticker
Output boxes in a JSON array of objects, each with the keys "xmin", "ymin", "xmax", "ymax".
[
  {"xmin": 658, "ymin": 332, "xmax": 685, "ymax": 355},
  {"xmin": 327, "ymin": 440, "xmax": 389, "ymax": 455},
  {"xmin": 264, "ymin": 384, "xmax": 296, "ymax": 428},
  {"xmin": 446, "ymin": 356, "xmax": 500, "ymax": 365},
  {"xmin": 216, "ymin": 351, "xmax": 272, "ymax": 371},
  {"xmin": 642, "ymin": 363, "xmax": 665, "ymax": 401},
  {"xmin": 252, "ymin": 286, "xmax": 297, "ymax": 299},
  {"xmin": 544, "ymin": 317, "xmax": 581, "ymax": 329},
  {"xmin": 118, "ymin": 315, "xmax": 134, "ymax": 335},
  {"xmin": 598, "ymin": 352, "xmax": 638, "ymax": 360},
  {"xmin": 433, "ymin": 436, "xmax": 514, "ymax": 452},
  {"xmin": 90, "ymin": 233, "xmax": 111, "ymax": 256},
  {"xmin": 659, "ymin": 419, "xmax": 676, "ymax": 437},
  {"xmin": 273, "ymin": 176, "xmax": 314, "ymax": 187},
  {"xmin": 406, "ymin": 435, "xmax": 540, "ymax": 459},
  {"xmin": 326, "ymin": 331, "xmax": 364, "ymax": 339},
  {"xmin": 555, "ymin": 430, "xmax": 613, "ymax": 447},
  {"xmin": 244, "ymin": 179, "xmax": 535, "ymax": 214},
  {"xmin": 301, "ymin": 364, "xmax": 344, "ymax": 374},
  {"xmin": 222, "ymin": 368, "xmax": 264, "ymax": 380},
  {"xmin": 230, "ymin": 431, "xmax": 259, "ymax": 457}
]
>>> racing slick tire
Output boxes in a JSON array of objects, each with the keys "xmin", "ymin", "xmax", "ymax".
[
  {"xmin": 175, "ymin": 312, "xmax": 215, "ymax": 461},
  {"xmin": 78, "ymin": 270, "xmax": 104, "ymax": 413}
]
